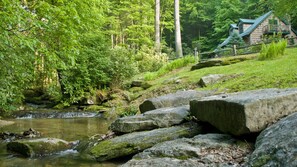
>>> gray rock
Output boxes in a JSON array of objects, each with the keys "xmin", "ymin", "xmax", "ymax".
[
  {"xmin": 198, "ymin": 74, "xmax": 242, "ymax": 87},
  {"xmin": 131, "ymin": 80, "xmax": 152, "ymax": 89},
  {"xmin": 191, "ymin": 54, "xmax": 257, "ymax": 71},
  {"xmin": 139, "ymin": 90, "xmax": 213, "ymax": 113},
  {"xmin": 191, "ymin": 59, "xmax": 223, "ymax": 70},
  {"xmin": 90, "ymin": 122, "xmax": 204, "ymax": 162},
  {"xmin": 190, "ymin": 88, "xmax": 297, "ymax": 135},
  {"xmin": 122, "ymin": 133, "xmax": 252, "ymax": 167},
  {"xmin": 131, "ymin": 80, "xmax": 143, "ymax": 87},
  {"xmin": 110, "ymin": 106, "xmax": 189, "ymax": 133},
  {"xmin": 7, "ymin": 138, "xmax": 71, "ymax": 157},
  {"xmin": 246, "ymin": 112, "xmax": 297, "ymax": 167},
  {"xmin": 198, "ymin": 74, "xmax": 226, "ymax": 87}
]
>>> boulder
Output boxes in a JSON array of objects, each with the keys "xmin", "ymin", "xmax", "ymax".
[
  {"xmin": 131, "ymin": 80, "xmax": 152, "ymax": 89},
  {"xmin": 1, "ymin": 128, "xmax": 41, "ymax": 142},
  {"xmin": 198, "ymin": 74, "xmax": 242, "ymax": 87},
  {"xmin": 139, "ymin": 90, "xmax": 213, "ymax": 113},
  {"xmin": 122, "ymin": 133, "xmax": 252, "ymax": 167},
  {"xmin": 110, "ymin": 106, "xmax": 189, "ymax": 133},
  {"xmin": 190, "ymin": 88, "xmax": 297, "ymax": 135},
  {"xmin": 198, "ymin": 74, "xmax": 226, "ymax": 87},
  {"xmin": 246, "ymin": 112, "xmax": 297, "ymax": 167},
  {"xmin": 131, "ymin": 80, "xmax": 143, "ymax": 87},
  {"xmin": 7, "ymin": 138, "xmax": 72, "ymax": 157},
  {"xmin": 90, "ymin": 122, "xmax": 204, "ymax": 162},
  {"xmin": 191, "ymin": 54, "xmax": 257, "ymax": 70},
  {"xmin": 191, "ymin": 59, "xmax": 223, "ymax": 70}
]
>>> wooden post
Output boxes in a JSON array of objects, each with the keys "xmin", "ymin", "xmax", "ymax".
[
  {"xmin": 194, "ymin": 47, "xmax": 198, "ymax": 62},
  {"xmin": 233, "ymin": 45, "xmax": 237, "ymax": 56}
]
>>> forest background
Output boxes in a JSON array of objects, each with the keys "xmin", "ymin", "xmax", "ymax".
[{"xmin": 0, "ymin": 0, "xmax": 296, "ymax": 113}]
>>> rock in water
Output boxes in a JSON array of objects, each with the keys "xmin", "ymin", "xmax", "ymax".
[
  {"xmin": 122, "ymin": 133, "xmax": 252, "ymax": 167},
  {"xmin": 0, "ymin": 120, "xmax": 14, "ymax": 128},
  {"xmin": 7, "ymin": 138, "xmax": 71, "ymax": 157},
  {"xmin": 246, "ymin": 112, "xmax": 297, "ymax": 167},
  {"xmin": 139, "ymin": 90, "xmax": 213, "ymax": 113},
  {"xmin": 190, "ymin": 88, "xmax": 297, "ymax": 135},
  {"xmin": 110, "ymin": 106, "xmax": 189, "ymax": 133},
  {"xmin": 90, "ymin": 122, "xmax": 204, "ymax": 161}
]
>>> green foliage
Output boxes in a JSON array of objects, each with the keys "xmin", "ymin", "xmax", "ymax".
[
  {"xmin": 259, "ymin": 40, "xmax": 287, "ymax": 60},
  {"xmin": 228, "ymin": 32, "xmax": 245, "ymax": 47},
  {"xmin": 142, "ymin": 47, "xmax": 297, "ymax": 96},
  {"xmin": 144, "ymin": 56, "xmax": 195, "ymax": 81},
  {"xmin": 118, "ymin": 105, "xmax": 139, "ymax": 117},
  {"xmin": 0, "ymin": 0, "xmax": 39, "ymax": 114},
  {"xmin": 134, "ymin": 46, "xmax": 168, "ymax": 72},
  {"xmin": 108, "ymin": 47, "xmax": 139, "ymax": 87}
]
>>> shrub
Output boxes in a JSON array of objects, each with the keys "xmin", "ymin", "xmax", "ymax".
[
  {"xmin": 108, "ymin": 46, "xmax": 139, "ymax": 87},
  {"xmin": 134, "ymin": 46, "xmax": 168, "ymax": 72},
  {"xmin": 259, "ymin": 40, "xmax": 287, "ymax": 60}
]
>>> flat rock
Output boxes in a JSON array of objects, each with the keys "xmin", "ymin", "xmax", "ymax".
[
  {"xmin": 110, "ymin": 106, "xmax": 189, "ymax": 133},
  {"xmin": 7, "ymin": 138, "xmax": 71, "ymax": 157},
  {"xmin": 90, "ymin": 122, "xmax": 204, "ymax": 162},
  {"xmin": 198, "ymin": 74, "xmax": 226, "ymax": 87},
  {"xmin": 198, "ymin": 74, "xmax": 242, "ymax": 87},
  {"xmin": 190, "ymin": 88, "xmax": 297, "ymax": 135},
  {"xmin": 122, "ymin": 133, "xmax": 252, "ymax": 167},
  {"xmin": 246, "ymin": 112, "xmax": 297, "ymax": 167},
  {"xmin": 0, "ymin": 120, "xmax": 14, "ymax": 128},
  {"xmin": 139, "ymin": 90, "xmax": 213, "ymax": 113}
]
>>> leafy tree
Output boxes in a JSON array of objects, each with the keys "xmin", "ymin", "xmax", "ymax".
[
  {"xmin": 0, "ymin": 0, "xmax": 40, "ymax": 113},
  {"xmin": 212, "ymin": 0, "xmax": 246, "ymax": 48},
  {"xmin": 180, "ymin": 0, "xmax": 220, "ymax": 52}
]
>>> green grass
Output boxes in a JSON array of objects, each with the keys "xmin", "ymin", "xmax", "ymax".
[
  {"xmin": 131, "ymin": 47, "xmax": 297, "ymax": 100},
  {"xmin": 143, "ymin": 56, "xmax": 196, "ymax": 81}
]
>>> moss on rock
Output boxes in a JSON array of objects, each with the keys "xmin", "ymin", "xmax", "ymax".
[
  {"xmin": 7, "ymin": 138, "xmax": 71, "ymax": 157},
  {"xmin": 90, "ymin": 122, "xmax": 203, "ymax": 161}
]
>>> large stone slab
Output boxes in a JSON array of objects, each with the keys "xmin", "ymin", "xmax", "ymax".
[
  {"xmin": 246, "ymin": 112, "xmax": 297, "ymax": 167},
  {"xmin": 122, "ymin": 133, "xmax": 252, "ymax": 167},
  {"xmin": 110, "ymin": 106, "xmax": 189, "ymax": 133},
  {"xmin": 139, "ymin": 90, "xmax": 213, "ymax": 113},
  {"xmin": 190, "ymin": 88, "xmax": 297, "ymax": 135},
  {"xmin": 90, "ymin": 122, "xmax": 203, "ymax": 162},
  {"xmin": 7, "ymin": 138, "xmax": 71, "ymax": 157}
]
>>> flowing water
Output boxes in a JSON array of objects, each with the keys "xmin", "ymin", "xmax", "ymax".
[{"xmin": 0, "ymin": 116, "xmax": 124, "ymax": 167}]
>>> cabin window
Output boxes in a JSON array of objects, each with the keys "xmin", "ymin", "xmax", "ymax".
[
  {"xmin": 269, "ymin": 19, "xmax": 278, "ymax": 31},
  {"xmin": 239, "ymin": 24, "xmax": 243, "ymax": 34}
]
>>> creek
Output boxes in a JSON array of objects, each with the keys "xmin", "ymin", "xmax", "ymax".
[{"xmin": 0, "ymin": 112, "xmax": 124, "ymax": 167}]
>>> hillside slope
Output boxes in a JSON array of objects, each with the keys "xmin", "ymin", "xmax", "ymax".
[{"xmin": 129, "ymin": 47, "xmax": 297, "ymax": 106}]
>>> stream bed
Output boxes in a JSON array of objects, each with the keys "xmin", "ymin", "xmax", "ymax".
[{"xmin": 0, "ymin": 115, "xmax": 124, "ymax": 167}]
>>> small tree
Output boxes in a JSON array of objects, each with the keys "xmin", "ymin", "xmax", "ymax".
[{"xmin": 228, "ymin": 32, "xmax": 245, "ymax": 47}]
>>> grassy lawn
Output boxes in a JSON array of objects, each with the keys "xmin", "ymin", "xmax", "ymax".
[{"xmin": 131, "ymin": 47, "xmax": 297, "ymax": 101}]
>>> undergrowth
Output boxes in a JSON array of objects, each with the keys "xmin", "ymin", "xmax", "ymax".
[
  {"xmin": 258, "ymin": 40, "xmax": 287, "ymax": 60},
  {"xmin": 144, "ymin": 56, "xmax": 196, "ymax": 81}
]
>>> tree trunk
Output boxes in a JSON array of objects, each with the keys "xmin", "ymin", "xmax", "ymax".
[
  {"xmin": 174, "ymin": 0, "xmax": 183, "ymax": 58},
  {"xmin": 155, "ymin": 0, "xmax": 161, "ymax": 53}
]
